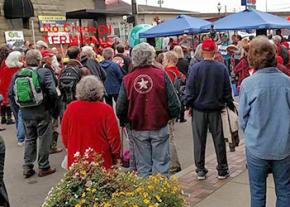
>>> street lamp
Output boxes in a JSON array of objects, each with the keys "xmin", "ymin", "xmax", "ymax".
[
  {"xmin": 121, "ymin": 15, "xmax": 128, "ymax": 40},
  {"xmin": 158, "ymin": 0, "xmax": 164, "ymax": 8},
  {"xmin": 217, "ymin": 2, "xmax": 222, "ymax": 15}
]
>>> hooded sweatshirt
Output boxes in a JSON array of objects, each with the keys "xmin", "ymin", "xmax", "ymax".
[{"xmin": 100, "ymin": 60, "xmax": 123, "ymax": 95}]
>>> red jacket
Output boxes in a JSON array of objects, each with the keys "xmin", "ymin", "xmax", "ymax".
[
  {"xmin": 122, "ymin": 66, "xmax": 171, "ymax": 130},
  {"xmin": 0, "ymin": 62, "xmax": 21, "ymax": 105},
  {"xmin": 233, "ymin": 57, "xmax": 251, "ymax": 92},
  {"xmin": 61, "ymin": 100, "xmax": 121, "ymax": 169}
]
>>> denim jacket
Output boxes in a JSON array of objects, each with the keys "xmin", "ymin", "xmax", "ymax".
[{"xmin": 239, "ymin": 67, "xmax": 290, "ymax": 160}]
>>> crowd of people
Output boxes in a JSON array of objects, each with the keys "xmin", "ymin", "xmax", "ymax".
[{"xmin": 0, "ymin": 30, "xmax": 290, "ymax": 207}]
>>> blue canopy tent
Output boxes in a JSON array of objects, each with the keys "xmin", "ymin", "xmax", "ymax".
[
  {"xmin": 202, "ymin": 9, "xmax": 290, "ymax": 31},
  {"xmin": 139, "ymin": 15, "xmax": 211, "ymax": 38}
]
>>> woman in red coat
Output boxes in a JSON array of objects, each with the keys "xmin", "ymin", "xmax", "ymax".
[
  {"xmin": 61, "ymin": 75, "xmax": 121, "ymax": 169},
  {"xmin": 0, "ymin": 51, "xmax": 24, "ymax": 125}
]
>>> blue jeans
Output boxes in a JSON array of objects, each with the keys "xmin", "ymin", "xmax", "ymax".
[
  {"xmin": 16, "ymin": 110, "xmax": 25, "ymax": 143},
  {"xmin": 131, "ymin": 126, "xmax": 170, "ymax": 177},
  {"xmin": 246, "ymin": 149, "xmax": 290, "ymax": 207}
]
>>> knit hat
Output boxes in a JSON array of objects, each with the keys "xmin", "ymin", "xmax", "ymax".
[{"xmin": 201, "ymin": 39, "xmax": 216, "ymax": 52}]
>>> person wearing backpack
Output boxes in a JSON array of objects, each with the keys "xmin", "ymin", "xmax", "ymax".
[
  {"xmin": 164, "ymin": 51, "xmax": 185, "ymax": 174},
  {"xmin": 9, "ymin": 49, "xmax": 58, "ymax": 178},
  {"xmin": 59, "ymin": 46, "xmax": 90, "ymax": 113},
  {"xmin": 100, "ymin": 47, "xmax": 123, "ymax": 107}
]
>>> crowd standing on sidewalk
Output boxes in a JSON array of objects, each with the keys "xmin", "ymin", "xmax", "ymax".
[{"xmin": 0, "ymin": 30, "xmax": 290, "ymax": 207}]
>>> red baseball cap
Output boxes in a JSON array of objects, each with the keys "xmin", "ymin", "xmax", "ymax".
[
  {"xmin": 202, "ymin": 39, "xmax": 216, "ymax": 52},
  {"xmin": 41, "ymin": 50, "xmax": 54, "ymax": 58}
]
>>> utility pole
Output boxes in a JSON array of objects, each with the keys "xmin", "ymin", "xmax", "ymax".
[
  {"xmin": 265, "ymin": 0, "xmax": 268, "ymax": 12},
  {"xmin": 131, "ymin": 0, "xmax": 138, "ymax": 26}
]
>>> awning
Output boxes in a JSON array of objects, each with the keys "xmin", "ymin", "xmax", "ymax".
[
  {"xmin": 66, "ymin": 9, "xmax": 130, "ymax": 19},
  {"xmin": 202, "ymin": 9, "xmax": 290, "ymax": 31},
  {"xmin": 139, "ymin": 15, "xmax": 211, "ymax": 38},
  {"xmin": 4, "ymin": 0, "xmax": 34, "ymax": 19}
]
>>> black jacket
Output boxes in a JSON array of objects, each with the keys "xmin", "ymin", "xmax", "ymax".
[
  {"xmin": 81, "ymin": 56, "xmax": 106, "ymax": 82},
  {"xmin": 176, "ymin": 58, "xmax": 189, "ymax": 76}
]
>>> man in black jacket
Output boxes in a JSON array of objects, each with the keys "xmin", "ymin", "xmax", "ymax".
[
  {"xmin": 184, "ymin": 39, "xmax": 234, "ymax": 181},
  {"xmin": 81, "ymin": 46, "xmax": 106, "ymax": 83},
  {"xmin": 9, "ymin": 49, "xmax": 58, "ymax": 178},
  {"xmin": 40, "ymin": 50, "xmax": 63, "ymax": 154}
]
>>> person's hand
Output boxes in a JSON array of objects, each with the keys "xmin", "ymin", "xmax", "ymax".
[{"xmin": 188, "ymin": 107, "xmax": 193, "ymax": 117}]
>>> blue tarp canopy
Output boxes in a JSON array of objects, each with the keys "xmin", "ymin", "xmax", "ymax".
[
  {"xmin": 139, "ymin": 15, "xmax": 211, "ymax": 38},
  {"xmin": 202, "ymin": 9, "xmax": 290, "ymax": 31}
]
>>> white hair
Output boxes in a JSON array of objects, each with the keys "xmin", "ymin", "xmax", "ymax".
[
  {"xmin": 132, "ymin": 43, "xmax": 156, "ymax": 68},
  {"xmin": 273, "ymin": 35, "xmax": 282, "ymax": 43},
  {"xmin": 82, "ymin": 46, "xmax": 96, "ymax": 59},
  {"xmin": 76, "ymin": 75, "xmax": 104, "ymax": 101},
  {"xmin": 5, "ymin": 51, "xmax": 23, "ymax": 68}
]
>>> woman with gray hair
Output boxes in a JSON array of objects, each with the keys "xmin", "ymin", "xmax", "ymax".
[
  {"xmin": 61, "ymin": 75, "xmax": 121, "ymax": 169},
  {"xmin": 117, "ymin": 43, "xmax": 181, "ymax": 177}
]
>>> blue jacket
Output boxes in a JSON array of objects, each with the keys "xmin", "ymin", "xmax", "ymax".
[
  {"xmin": 239, "ymin": 67, "xmax": 290, "ymax": 160},
  {"xmin": 100, "ymin": 60, "xmax": 123, "ymax": 95}
]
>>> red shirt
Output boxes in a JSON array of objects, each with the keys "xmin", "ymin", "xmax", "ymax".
[
  {"xmin": 61, "ymin": 100, "xmax": 121, "ymax": 169},
  {"xmin": 0, "ymin": 61, "xmax": 21, "ymax": 105}
]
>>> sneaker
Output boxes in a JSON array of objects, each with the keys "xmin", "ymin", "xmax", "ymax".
[
  {"xmin": 23, "ymin": 169, "xmax": 35, "ymax": 179},
  {"xmin": 17, "ymin": 142, "xmax": 25, "ymax": 147},
  {"xmin": 49, "ymin": 148, "xmax": 63, "ymax": 154},
  {"xmin": 217, "ymin": 171, "xmax": 230, "ymax": 180},
  {"xmin": 38, "ymin": 167, "xmax": 56, "ymax": 177},
  {"xmin": 196, "ymin": 169, "xmax": 208, "ymax": 180}
]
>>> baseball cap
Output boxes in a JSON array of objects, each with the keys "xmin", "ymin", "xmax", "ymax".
[
  {"xmin": 201, "ymin": 39, "xmax": 216, "ymax": 52},
  {"xmin": 36, "ymin": 40, "xmax": 48, "ymax": 49}
]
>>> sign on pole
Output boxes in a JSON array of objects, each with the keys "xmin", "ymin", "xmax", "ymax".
[{"xmin": 4, "ymin": 31, "xmax": 24, "ymax": 47}]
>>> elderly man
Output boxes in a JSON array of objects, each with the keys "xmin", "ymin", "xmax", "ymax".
[
  {"xmin": 40, "ymin": 50, "xmax": 62, "ymax": 154},
  {"xmin": 116, "ymin": 43, "xmax": 181, "ymax": 177},
  {"xmin": 100, "ymin": 47, "xmax": 123, "ymax": 107},
  {"xmin": 81, "ymin": 46, "xmax": 106, "ymax": 83},
  {"xmin": 184, "ymin": 39, "xmax": 235, "ymax": 180},
  {"xmin": 9, "ymin": 49, "xmax": 58, "ymax": 178}
]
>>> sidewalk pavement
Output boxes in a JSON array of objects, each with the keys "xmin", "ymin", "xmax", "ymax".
[{"xmin": 176, "ymin": 141, "xmax": 276, "ymax": 207}]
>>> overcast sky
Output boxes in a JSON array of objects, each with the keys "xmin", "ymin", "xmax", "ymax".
[{"xmin": 123, "ymin": 0, "xmax": 290, "ymax": 13}]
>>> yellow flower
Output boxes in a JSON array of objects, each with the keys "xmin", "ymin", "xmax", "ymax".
[
  {"xmin": 92, "ymin": 188, "xmax": 97, "ymax": 193},
  {"xmin": 75, "ymin": 204, "xmax": 81, "ymax": 207},
  {"xmin": 155, "ymin": 195, "xmax": 162, "ymax": 202},
  {"xmin": 82, "ymin": 192, "xmax": 86, "ymax": 198},
  {"xmin": 148, "ymin": 185, "xmax": 154, "ymax": 190},
  {"xmin": 103, "ymin": 203, "xmax": 111, "ymax": 207},
  {"xmin": 143, "ymin": 199, "xmax": 150, "ymax": 204},
  {"xmin": 143, "ymin": 192, "xmax": 149, "ymax": 198},
  {"xmin": 80, "ymin": 170, "xmax": 86, "ymax": 176}
]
